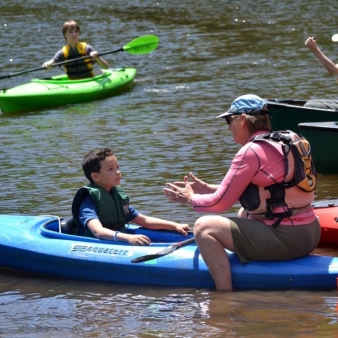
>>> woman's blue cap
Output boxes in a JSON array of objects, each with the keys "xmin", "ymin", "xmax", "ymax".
[{"xmin": 216, "ymin": 94, "xmax": 267, "ymax": 119}]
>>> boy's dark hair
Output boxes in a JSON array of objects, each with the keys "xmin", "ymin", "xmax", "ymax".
[
  {"xmin": 82, "ymin": 148, "xmax": 114, "ymax": 184},
  {"xmin": 62, "ymin": 20, "xmax": 81, "ymax": 39}
]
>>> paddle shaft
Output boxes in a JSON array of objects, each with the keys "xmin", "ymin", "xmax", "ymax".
[
  {"xmin": 0, "ymin": 47, "xmax": 126, "ymax": 81},
  {"xmin": 0, "ymin": 48, "xmax": 123, "ymax": 80},
  {"xmin": 173, "ymin": 236, "xmax": 195, "ymax": 249},
  {"xmin": 0, "ymin": 35, "xmax": 159, "ymax": 80},
  {"xmin": 49, "ymin": 47, "xmax": 124, "ymax": 68},
  {"xmin": 131, "ymin": 237, "xmax": 195, "ymax": 263}
]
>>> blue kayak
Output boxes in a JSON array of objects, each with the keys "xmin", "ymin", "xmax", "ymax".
[{"xmin": 0, "ymin": 214, "xmax": 338, "ymax": 290}]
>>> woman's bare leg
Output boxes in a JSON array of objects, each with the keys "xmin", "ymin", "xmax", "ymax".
[{"xmin": 194, "ymin": 215, "xmax": 235, "ymax": 291}]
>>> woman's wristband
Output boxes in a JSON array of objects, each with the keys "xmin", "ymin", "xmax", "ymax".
[{"xmin": 114, "ymin": 231, "xmax": 120, "ymax": 242}]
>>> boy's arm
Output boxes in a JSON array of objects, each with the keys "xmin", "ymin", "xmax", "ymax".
[
  {"xmin": 132, "ymin": 213, "xmax": 190, "ymax": 235},
  {"xmin": 80, "ymin": 198, "xmax": 150, "ymax": 244},
  {"xmin": 43, "ymin": 50, "xmax": 64, "ymax": 70},
  {"xmin": 90, "ymin": 51, "xmax": 109, "ymax": 69},
  {"xmin": 42, "ymin": 59, "xmax": 55, "ymax": 70},
  {"xmin": 86, "ymin": 218, "xmax": 151, "ymax": 245}
]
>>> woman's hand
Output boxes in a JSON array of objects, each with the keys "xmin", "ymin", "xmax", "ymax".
[
  {"xmin": 163, "ymin": 175, "xmax": 194, "ymax": 205},
  {"xmin": 168, "ymin": 172, "xmax": 215, "ymax": 194}
]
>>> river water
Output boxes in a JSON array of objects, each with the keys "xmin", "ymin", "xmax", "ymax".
[{"xmin": 1, "ymin": 0, "xmax": 338, "ymax": 337}]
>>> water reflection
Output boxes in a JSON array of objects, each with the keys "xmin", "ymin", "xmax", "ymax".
[{"xmin": 1, "ymin": 270, "xmax": 338, "ymax": 337}]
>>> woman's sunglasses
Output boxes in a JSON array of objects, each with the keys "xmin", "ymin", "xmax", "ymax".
[{"xmin": 225, "ymin": 114, "xmax": 241, "ymax": 126}]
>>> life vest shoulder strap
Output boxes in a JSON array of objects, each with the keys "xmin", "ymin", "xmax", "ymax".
[{"xmin": 62, "ymin": 42, "xmax": 87, "ymax": 58}]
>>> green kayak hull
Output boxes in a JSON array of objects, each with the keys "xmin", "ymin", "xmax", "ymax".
[
  {"xmin": 0, "ymin": 68, "xmax": 136, "ymax": 113},
  {"xmin": 266, "ymin": 99, "xmax": 338, "ymax": 133}
]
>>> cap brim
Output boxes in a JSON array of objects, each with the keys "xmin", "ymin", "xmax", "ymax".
[{"xmin": 216, "ymin": 111, "xmax": 232, "ymax": 119}]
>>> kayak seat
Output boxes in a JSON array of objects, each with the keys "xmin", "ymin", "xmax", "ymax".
[{"xmin": 60, "ymin": 217, "xmax": 77, "ymax": 235}]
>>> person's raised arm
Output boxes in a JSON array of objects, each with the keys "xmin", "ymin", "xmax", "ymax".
[{"xmin": 305, "ymin": 37, "xmax": 338, "ymax": 75}]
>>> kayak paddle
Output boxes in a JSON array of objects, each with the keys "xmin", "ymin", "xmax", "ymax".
[
  {"xmin": 0, "ymin": 35, "xmax": 159, "ymax": 80},
  {"xmin": 131, "ymin": 237, "xmax": 195, "ymax": 263}
]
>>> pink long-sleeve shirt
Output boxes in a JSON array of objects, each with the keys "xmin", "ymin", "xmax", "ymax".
[{"xmin": 191, "ymin": 131, "xmax": 316, "ymax": 225}]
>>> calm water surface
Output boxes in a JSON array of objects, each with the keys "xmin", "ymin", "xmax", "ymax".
[{"xmin": 1, "ymin": 0, "xmax": 338, "ymax": 336}]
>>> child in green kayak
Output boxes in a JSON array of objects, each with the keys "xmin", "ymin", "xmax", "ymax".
[
  {"xmin": 43, "ymin": 20, "xmax": 109, "ymax": 79},
  {"xmin": 71, "ymin": 148, "xmax": 190, "ymax": 245}
]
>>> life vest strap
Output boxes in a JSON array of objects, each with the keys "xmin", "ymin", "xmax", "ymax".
[{"xmin": 248, "ymin": 204, "xmax": 312, "ymax": 222}]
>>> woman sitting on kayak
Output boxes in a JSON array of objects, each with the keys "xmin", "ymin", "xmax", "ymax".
[
  {"xmin": 163, "ymin": 94, "xmax": 321, "ymax": 291},
  {"xmin": 42, "ymin": 20, "xmax": 109, "ymax": 80}
]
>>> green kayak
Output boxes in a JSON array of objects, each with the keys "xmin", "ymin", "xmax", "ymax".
[{"xmin": 0, "ymin": 67, "xmax": 136, "ymax": 113}]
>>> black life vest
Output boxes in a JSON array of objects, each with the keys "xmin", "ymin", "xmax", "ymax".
[{"xmin": 62, "ymin": 42, "xmax": 94, "ymax": 79}]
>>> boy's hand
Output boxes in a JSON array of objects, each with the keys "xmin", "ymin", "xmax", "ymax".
[
  {"xmin": 127, "ymin": 234, "xmax": 151, "ymax": 246},
  {"xmin": 42, "ymin": 61, "xmax": 53, "ymax": 70},
  {"xmin": 90, "ymin": 51, "xmax": 99, "ymax": 60},
  {"xmin": 174, "ymin": 223, "xmax": 191, "ymax": 236}
]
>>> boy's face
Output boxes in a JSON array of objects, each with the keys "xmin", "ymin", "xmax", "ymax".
[
  {"xmin": 64, "ymin": 27, "xmax": 80, "ymax": 44},
  {"xmin": 91, "ymin": 155, "xmax": 121, "ymax": 191}
]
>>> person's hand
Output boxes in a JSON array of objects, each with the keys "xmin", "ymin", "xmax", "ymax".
[
  {"xmin": 172, "ymin": 223, "xmax": 192, "ymax": 236},
  {"xmin": 90, "ymin": 51, "xmax": 99, "ymax": 60},
  {"xmin": 42, "ymin": 61, "xmax": 53, "ymax": 70},
  {"xmin": 127, "ymin": 234, "xmax": 151, "ymax": 246},
  {"xmin": 305, "ymin": 37, "xmax": 318, "ymax": 52},
  {"xmin": 163, "ymin": 175, "xmax": 194, "ymax": 205},
  {"xmin": 171, "ymin": 172, "xmax": 210, "ymax": 194}
]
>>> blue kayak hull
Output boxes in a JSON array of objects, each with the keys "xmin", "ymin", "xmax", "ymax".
[{"xmin": 0, "ymin": 215, "xmax": 338, "ymax": 290}]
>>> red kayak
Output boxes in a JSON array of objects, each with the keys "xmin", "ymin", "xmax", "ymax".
[{"xmin": 313, "ymin": 199, "xmax": 338, "ymax": 246}]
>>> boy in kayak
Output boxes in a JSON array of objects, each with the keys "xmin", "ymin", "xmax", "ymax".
[
  {"xmin": 72, "ymin": 148, "xmax": 190, "ymax": 245},
  {"xmin": 42, "ymin": 20, "xmax": 109, "ymax": 79}
]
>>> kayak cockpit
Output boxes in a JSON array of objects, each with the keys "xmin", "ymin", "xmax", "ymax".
[
  {"xmin": 31, "ymin": 68, "xmax": 127, "ymax": 85},
  {"xmin": 40, "ymin": 217, "xmax": 98, "ymax": 243},
  {"xmin": 40, "ymin": 217, "xmax": 193, "ymax": 244}
]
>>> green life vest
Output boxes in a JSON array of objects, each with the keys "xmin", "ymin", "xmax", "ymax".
[
  {"xmin": 62, "ymin": 42, "xmax": 94, "ymax": 79},
  {"xmin": 72, "ymin": 184, "xmax": 129, "ymax": 237}
]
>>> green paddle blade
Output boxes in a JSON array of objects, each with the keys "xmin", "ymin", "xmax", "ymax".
[{"xmin": 123, "ymin": 35, "xmax": 159, "ymax": 55}]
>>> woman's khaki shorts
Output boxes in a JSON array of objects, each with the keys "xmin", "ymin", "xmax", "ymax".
[{"xmin": 229, "ymin": 217, "xmax": 321, "ymax": 263}]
